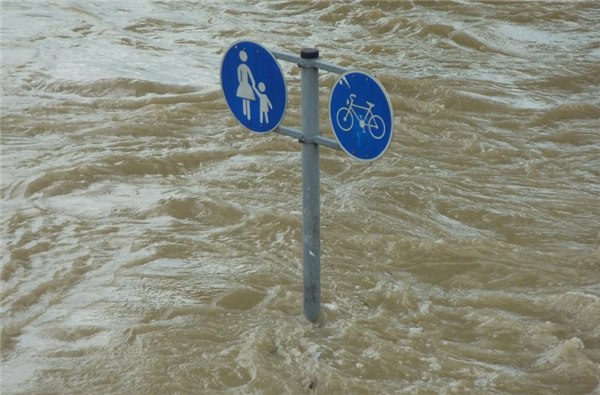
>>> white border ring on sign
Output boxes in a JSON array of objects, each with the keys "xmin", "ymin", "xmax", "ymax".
[
  {"xmin": 219, "ymin": 40, "xmax": 288, "ymax": 134},
  {"xmin": 328, "ymin": 70, "xmax": 394, "ymax": 162}
]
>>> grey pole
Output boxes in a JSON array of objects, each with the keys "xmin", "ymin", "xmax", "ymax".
[{"xmin": 300, "ymin": 48, "xmax": 321, "ymax": 322}]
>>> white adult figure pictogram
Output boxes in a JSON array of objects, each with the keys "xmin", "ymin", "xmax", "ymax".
[{"xmin": 236, "ymin": 50, "xmax": 256, "ymax": 121}]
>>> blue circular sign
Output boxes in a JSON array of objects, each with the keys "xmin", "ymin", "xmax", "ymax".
[
  {"xmin": 329, "ymin": 71, "xmax": 394, "ymax": 161},
  {"xmin": 220, "ymin": 41, "xmax": 287, "ymax": 133}
]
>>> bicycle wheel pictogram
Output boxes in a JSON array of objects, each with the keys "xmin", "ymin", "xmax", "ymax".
[
  {"xmin": 336, "ymin": 107, "xmax": 354, "ymax": 131},
  {"xmin": 368, "ymin": 115, "xmax": 385, "ymax": 139}
]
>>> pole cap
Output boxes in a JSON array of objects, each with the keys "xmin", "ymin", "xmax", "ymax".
[{"xmin": 300, "ymin": 48, "xmax": 319, "ymax": 59}]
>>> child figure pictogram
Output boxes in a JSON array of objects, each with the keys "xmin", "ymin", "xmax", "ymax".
[{"xmin": 254, "ymin": 82, "xmax": 273, "ymax": 124}]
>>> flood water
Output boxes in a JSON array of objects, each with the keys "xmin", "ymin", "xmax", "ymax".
[{"xmin": 2, "ymin": 1, "xmax": 600, "ymax": 394}]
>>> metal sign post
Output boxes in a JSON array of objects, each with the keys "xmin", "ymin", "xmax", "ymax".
[
  {"xmin": 299, "ymin": 48, "xmax": 321, "ymax": 322},
  {"xmin": 220, "ymin": 42, "xmax": 394, "ymax": 322}
]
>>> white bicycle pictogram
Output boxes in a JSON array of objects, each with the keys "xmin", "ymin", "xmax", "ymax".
[{"xmin": 336, "ymin": 94, "xmax": 386, "ymax": 139}]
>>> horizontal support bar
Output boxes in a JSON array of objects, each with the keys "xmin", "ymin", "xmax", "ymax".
[
  {"xmin": 271, "ymin": 49, "xmax": 350, "ymax": 75},
  {"xmin": 274, "ymin": 124, "xmax": 301, "ymax": 139},
  {"xmin": 314, "ymin": 134, "xmax": 342, "ymax": 151},
  {"xmin": 274, "ymin": 125, "xmax": 342, "ymax": 151},
  {"xmin": 270, "ymin": 49, "xmax": 301, "ymax": 65}
]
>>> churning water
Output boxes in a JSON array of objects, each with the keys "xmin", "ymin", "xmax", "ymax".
[{"xmin": 2, "ymin": 1, "xmax": 600, "ymax": 394}]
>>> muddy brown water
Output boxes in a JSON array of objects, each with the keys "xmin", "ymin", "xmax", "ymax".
[{"xmin": 2, "ymin": 1, "xmax": 600, "ymax": 394}]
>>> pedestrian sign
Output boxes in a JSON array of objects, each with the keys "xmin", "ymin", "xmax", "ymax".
[
  {"xmin": 329, "ymin": 71, "xmax": 394, "ymax": 161},
  {"xmin": 220, "ymin": 41, "xmax": 287, "ymax": 133}
]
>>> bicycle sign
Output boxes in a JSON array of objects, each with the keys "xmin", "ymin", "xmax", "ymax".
[
  {"xmin": 336, "ymin": 94, "xmax": 386, "ymax": 139},
  {"xmin": 329, "ymin": 71, "xmax": 393, "ymax": 161}
]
